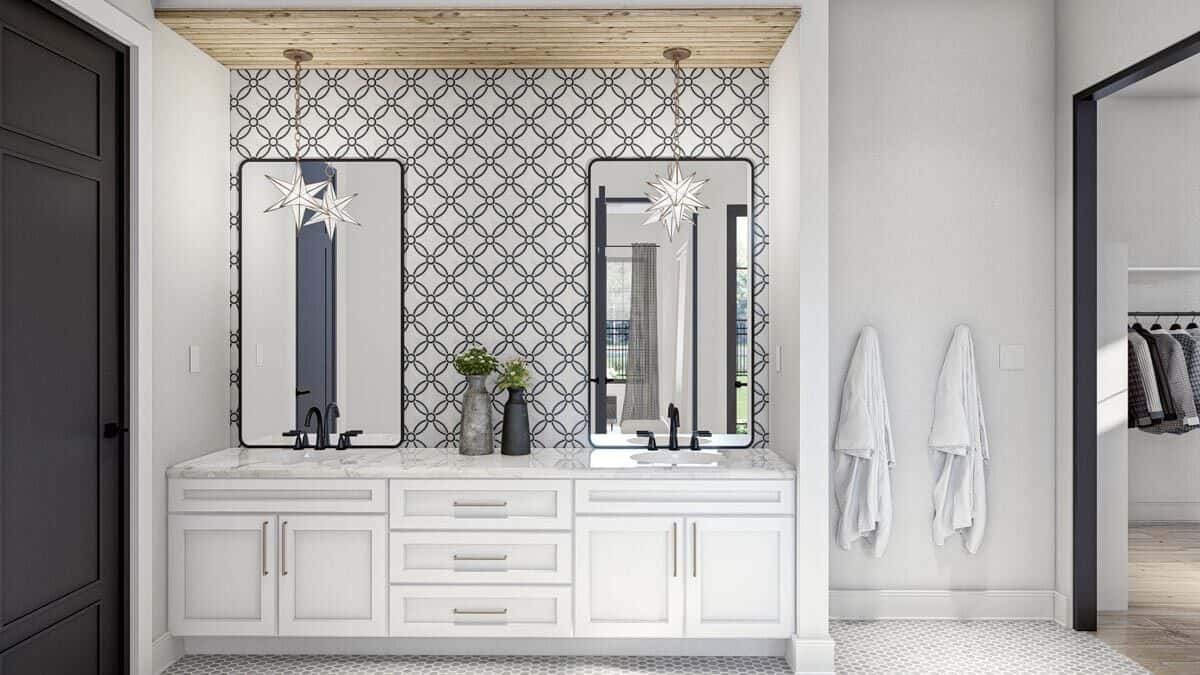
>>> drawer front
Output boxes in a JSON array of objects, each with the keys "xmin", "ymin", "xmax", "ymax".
[
  {"xmin": 390, "ymin": 480, "xmax": 570, "ymax": 530},
  {"xmin": 390, "ymin": 532, "xmax": 571, "ymax": 584},
  {"xmin": 169, "ymin": 479, "xmax": 387, "ymax": 513},
  {"xmin": 389, "ymin": 585, "xmax": 571, "ymax": 637},
  {"xmin": 574, "ymin": 480, "xmax": 795, "ymax": 515}
]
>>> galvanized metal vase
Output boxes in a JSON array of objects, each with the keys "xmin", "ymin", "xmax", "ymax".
[{"xmin": 459, "ymin": 374, "xmax": 494, "ymax": 455}]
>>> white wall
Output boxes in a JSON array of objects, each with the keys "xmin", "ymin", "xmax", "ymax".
[
  {"xmin": 1054, "ymin": 0, "xmax": 1200, "ymax": 626},
  {"xmin": 151, "ymin": 20, "xmax": 229, "ymax": 642},
  {"xmin": 828, "ymin": 0, "xmax": 1056, "ymax": 614},
  {"xmin": 769, "ymin": 2, "xmax": 834, "ymax": 671},
  {"xmin": 1100, "ymin": 97, "xmax": 1200, "ymax": 523}
]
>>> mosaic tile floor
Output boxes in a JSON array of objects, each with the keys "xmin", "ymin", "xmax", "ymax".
[{"xmin": 164, "ymin": 621, "xmax": 1150, "ymax": 674}]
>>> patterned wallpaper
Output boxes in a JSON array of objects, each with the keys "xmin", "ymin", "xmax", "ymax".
[{"xmin": 229, "ymin": 67, "xmax": 770, "ymax": 448}]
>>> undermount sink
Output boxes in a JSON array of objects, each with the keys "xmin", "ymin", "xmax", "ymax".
[
  {"xmin": 629, "ymin": 451, "xmax": 721, "ymax": 465},
  {"xmin": 624, "ymin": 435, "xmax": 711, "ymax": 446}
]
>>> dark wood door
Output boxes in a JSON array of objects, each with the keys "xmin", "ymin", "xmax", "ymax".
[{"xmin": 0, "ymin": 0, "xmax": 125, "ymax": 672}]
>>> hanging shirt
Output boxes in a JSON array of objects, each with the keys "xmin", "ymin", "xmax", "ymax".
[
  {"xmin": 1128, "ymin": 339, "xmax": 1154, "ymax": 428},
  {"xmin": 1134, "ymin": 325, "xmax": 1178, "ymax": 421},
  {"xmin": 1129, "ymin": 330, "xmax": 1165, "ymax": 422},
  {"xmin": 1171, "ymin": 329, "xmax": 1200, "ymax": 413},
  {"xmin": 1142, "ymin": 330, "xmax": 1199, "ymax": 434}
]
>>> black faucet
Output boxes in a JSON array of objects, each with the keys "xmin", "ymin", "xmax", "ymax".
[
  {"xmin": 667, "ymin": 403, "xmax": 680, "ymax": 451},
  {"xmin": 325, "ymin": 402, "xmax": 340, "ymax": 437},
  {"xmin": 304, "ymin": 406, "xmax": 327, "ymax": 450}
]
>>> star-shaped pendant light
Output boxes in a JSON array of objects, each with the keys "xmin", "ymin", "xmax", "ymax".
[
  {"xmin": 644, "ymin": 162, "xmax": 707, "ymax": 240},
  {"xmin": 264, "ymin": 48, "xmax": 357, "ymax": 236},
  {"xmin": 645, "ymin": 47, "xmax": 706, "ymax": 240},
  {"xmin": 303, "ymin": 181, "xmax": 360, "ymax": 238},
  {"xmin": 266, "ymin": 164, "xmax": 327, "ymax": 231}
]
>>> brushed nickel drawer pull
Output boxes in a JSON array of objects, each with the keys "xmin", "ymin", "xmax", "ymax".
[
  {"xmin": 672, "ymin": 522, "xmax": 678, "ymax": 577},
  {"xmin": 692, "ymin": 522, "xmax": 698, "ymax": 577},
  {"xmin": 261, "ymin": 521, "xmax": 269, "ymax": 576},
  {"xmin": 453, "ymin": 554, "xmax": 509, "ymax": 561},
  {"xmin": 453, "ymin": 500, "xmax": 508, "ymax": 507},
  {"xmin": 453, "ymin": 608, "xmax": 508, "ymax": 615},
  {"xmin": 280, "ymin": 520, "xmax": 288, "ymax": 576}
]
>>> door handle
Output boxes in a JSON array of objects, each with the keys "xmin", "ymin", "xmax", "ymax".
[
  {"xmin": 261, "ymin": 521, "xmax": 269, "ymax": 576},
  {"xmin": 453, "ymin": 608, "xmax": 508, "ymax": 615},
  {"xmin": 453, "ymin": 554, "xmax": 508, "ymax": 561},
  {"xmin": 692, "ymin": 522, "xmax": 698, "ymax": 577},
  {"xmin": 672, "ymin": 522, "xmax": 678, "ymax": 577},
  {"xmin": 280, "ymin": 520, "xmax": 288, "ymax": 576},
  {"xmin": 453, "ymin": 500, "xmax": 508, "ymax": 507}
]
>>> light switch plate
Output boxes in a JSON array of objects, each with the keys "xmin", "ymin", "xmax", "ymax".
[
  {"xmin": 999, "ymin": 344, "xmax": 1025, "ymax": 371},
  {"xmin": 188, "ymin": 345, "xmax": 201, "ymax": 373}
]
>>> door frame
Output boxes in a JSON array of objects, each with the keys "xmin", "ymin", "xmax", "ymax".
[
  {"xmin": 1072, "ymin": 29, "xmax": 1200, "ymax": 631},
  {"xmin": 44, "ymin": 0, "xmax": 150, "ymax": 670}
]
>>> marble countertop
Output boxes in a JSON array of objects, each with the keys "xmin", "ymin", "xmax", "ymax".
[{"xmin": 166, "ymin": 446, "xmax": 795, "ymax": 480}]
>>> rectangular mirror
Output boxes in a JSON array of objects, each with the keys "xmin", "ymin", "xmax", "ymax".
[
  {"xmin": 589, "ymin": 159, "xmax": 753, "ymax": 448},
  {"xmin": 238, "ymin": 159, "xmax": 404, "ymax": 448}
]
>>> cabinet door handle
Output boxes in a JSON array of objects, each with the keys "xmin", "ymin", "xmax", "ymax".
[
  {"xmin": 453, "ymin": 500, "xmax": 508, "ymax": 507},
  {"xmin": 453, "ymin": 608, "xmax": 508, "ymax": 615},
  {"xmin": 692, "ymin": 521, "xmax": 698, "ymax": 578},
  {"xmin": 261, "ymin": 521, "xmax": 269, "ymax": 576},
  {"xmin": 280, "ymin": 520, "xmax": 288, "ymax": 576},
  {"xmin": 453, "ymin": 554, "xmax": 508, "ymax": 561},
  {"xmin": 672, "ymin": 521, "xmax": 678, "ymax": 577}
]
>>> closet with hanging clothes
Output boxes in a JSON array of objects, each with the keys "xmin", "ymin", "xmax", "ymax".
[{"xmin": 1127, "ymin": 312, "xmax": 1200, "ymax": 433}]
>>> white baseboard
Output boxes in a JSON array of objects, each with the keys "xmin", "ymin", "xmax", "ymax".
[
  {"xmin": 786, "ymin": 633, "xmax": 835, "ymax": 674},
  {"xmin": 183, "ymin": 637, "xmax": 786, "ymax": 658},
  {"xmin": 1053, "ymin": 592, "xmax": 1072, "ymax": 627},
  {"xmin": 152, "ymin": 632, "xmax": 184, "ymax": 674},
  {"xmin": 830, "ymin": 589, "xmax": 1056, "ymax": 620},
  {"xmin": 1130, "ymin": 500, "xmax": 1200, "ymax": 522}
]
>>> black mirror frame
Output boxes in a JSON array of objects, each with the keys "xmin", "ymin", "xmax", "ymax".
[
  {"xmin": 234, "ymin": 157, "xmax": 406, "ymax": 449},
  {"xmin": 585, "ymin": 156, "xmax": 757, "ymax": 449}
]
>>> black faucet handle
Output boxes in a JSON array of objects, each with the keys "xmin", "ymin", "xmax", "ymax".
[
  {"xmin": 336, "ymin": 429, "xmax": 364, "ymax": 451},
  {"xmin": 636, "ymin": 430, "xmax": 659, "ymax": 451},
  {"xmin": 282, "ymin": 429, "xmax": 307, "ymax": 451},
  {"xmin": 689, "ymin": 430, "xmax": 712, "ymax": 451}
]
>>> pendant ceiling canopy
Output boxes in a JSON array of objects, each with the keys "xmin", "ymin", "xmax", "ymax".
[{"xmin": 155, "ymin": 8, "xmax": 800, "ymax": 69}]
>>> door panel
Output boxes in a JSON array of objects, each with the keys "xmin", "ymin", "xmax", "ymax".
[
  {"xmin": 685, "ymin": 516, "xmax": 794, "ymax": 637},
  {"xmin": 169, "ymin": 515, "xmax": 277, "ymax": 637},
  {"xmin": 278, "ymin": 514, "xmax": 386, "ymax": 636},
  {"xmin": 0, "ymin": 0, "xmax": 124, "ymax": 671},
  {"xmin": 574, "ymin": 516, "xmax": 683, "ymax": 637}
]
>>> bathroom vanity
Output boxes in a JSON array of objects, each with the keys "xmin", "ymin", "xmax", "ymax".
[{"xmin": 167, "ymin": 446, "xmax": 795, "ymax": 644}]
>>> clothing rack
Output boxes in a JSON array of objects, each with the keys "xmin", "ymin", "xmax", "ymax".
[{"xmin": 1129, "ymin": 312, "xmax": 1200, "ymax": 317}]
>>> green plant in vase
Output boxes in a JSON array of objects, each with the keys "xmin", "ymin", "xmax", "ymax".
[
  {"xmin": 498, "ymin": 358, "xmax": 532, "ymax": 456},
  {"xmin": 454, "ymin": 346, "xmax": 498, "ymax": 455}
]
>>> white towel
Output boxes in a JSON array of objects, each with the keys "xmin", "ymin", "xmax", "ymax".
[
  {"xmin": 929, "ymin": 325, "xmax": 990, "ymax": 554},
  {"xmin": 833, "ymin": 327, "xmax": 896, "ymax": 557}
]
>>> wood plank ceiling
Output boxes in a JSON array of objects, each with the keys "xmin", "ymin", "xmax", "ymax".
[{"xmin": 155, "ymin": 8, "xmax": 801, "ymax": 69}]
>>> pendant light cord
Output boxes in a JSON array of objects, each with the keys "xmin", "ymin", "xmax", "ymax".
[
  {"xmin": 292, "ymin": 58, "xmax": 301, "ymax": 163},
  {"xmin": 670, "ymin": 55, "xmax": 682, "ymax": 173}
]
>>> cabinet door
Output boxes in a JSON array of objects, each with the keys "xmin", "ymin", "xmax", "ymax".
[
  {"xmin": 169, "ymin": 514, "xmax": 277, "ymax": 636},
  {"xmin": 685, "ymin": 516, "xmax": 794, "ymax": 637},
  {"xmin": 278, "ymin": 514, "xmax": 387, "ymax": 636},
  {"xmin": 574, "ymin": 516, "xmax": 684, "ymax": 637}
]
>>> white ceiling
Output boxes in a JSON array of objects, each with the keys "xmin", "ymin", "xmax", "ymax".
[{"xmin": 1115, "ymin": 53, "xmax": 1200, "ymax": 97}]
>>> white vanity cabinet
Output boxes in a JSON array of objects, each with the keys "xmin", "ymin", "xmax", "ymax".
[
  {"xmin": 573, "ymin": 480, "xmax": 795, "ymax": 639},
  {"xmin": 166, "ymin": 447, "xmax": 797, "ymax": 646},
  {"xmin": 168, "ymin": 479, "xmax": 388, "ymax": 637}
]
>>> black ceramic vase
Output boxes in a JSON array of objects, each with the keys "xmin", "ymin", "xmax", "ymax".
[{"xmin": 501, "ymin": 387, "xmax": 531, "ymax": 456}]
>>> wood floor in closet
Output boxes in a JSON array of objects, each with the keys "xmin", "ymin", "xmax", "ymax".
[{"xmin": 1099, "ymin": 523, "xmax": 1200, "ymax": 674}]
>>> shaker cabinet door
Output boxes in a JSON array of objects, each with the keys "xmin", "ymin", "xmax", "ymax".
[
  {"xmin": 574, "ymin": 516, "xmax": 684, "ymax": 637},
  {"xmin": 278, "ymin": 514, "xmax": 387, "ymax": 636},
  {"xmin": 169, "ymin": 514, "xmax": 277, "ymax": 636},
  {"xmin": 684, "ymin": 516, "xmax": 794, "ymax": 637}
]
